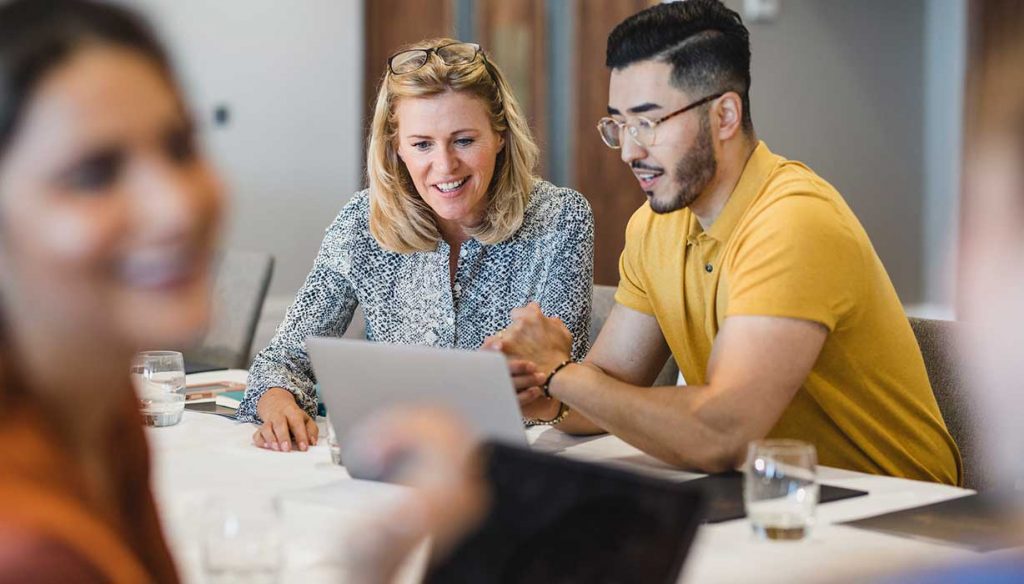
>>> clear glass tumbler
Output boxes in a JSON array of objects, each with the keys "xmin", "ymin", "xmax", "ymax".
[
  {"xmin": 201, "ymin": 496, "xmax": 283, "ymax": 584},
  {"xmin": 131, "ymin": 350, "xmax": 186, "ymax": 427},
  {"xmin": 743, "ymin": 439, "xmax": 818, "ymax": 541}
]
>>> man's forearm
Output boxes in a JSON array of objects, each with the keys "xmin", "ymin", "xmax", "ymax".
[{"xmin": 548, "ymin": 364, "xmax": 745, "ymax": 472}]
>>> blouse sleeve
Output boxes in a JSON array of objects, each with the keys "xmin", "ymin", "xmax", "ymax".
[
  {"xmin": 539, "ymin": 189, "xmax": 595, "ymax": 361},
  {"xmin": 238, "ymin": 203, "xmax": 362, "ymax": 423}
]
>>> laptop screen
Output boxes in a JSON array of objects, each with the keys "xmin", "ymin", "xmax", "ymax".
[{"xmin": 425, "ymin": 443, "xmax": 705, "ymax": 584}]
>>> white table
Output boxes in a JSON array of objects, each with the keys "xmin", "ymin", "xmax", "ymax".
[{"xmin": 149, "ymin": 370, "xmax": 989, "ymax": 583}]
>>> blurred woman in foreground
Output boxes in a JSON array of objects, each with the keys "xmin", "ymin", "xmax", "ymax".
[
  {"xmin": 0, "ymin": 1, "xmax": 482, "ymax": 581},
  {"xmin": 880, "ymin": 5, "xmax": 1024, "ymax": 582}
]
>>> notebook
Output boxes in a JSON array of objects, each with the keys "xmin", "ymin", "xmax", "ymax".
[
  {"xmin": 685, "ymin": 470, "xmax": 868, "ymax": 523},
  {"xmin": 183, "ymin": 389, "xmax": 245, "ymax": 419},
  {"xmin": 215, "ymin": 390, "xmax": 245, "ymax": 409}
]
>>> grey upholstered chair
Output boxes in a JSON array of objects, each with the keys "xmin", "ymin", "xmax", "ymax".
[
  {"xmin": 184, "ymin": 250, "xmax": 274, "ymax": 370},
  {"xmin": 908, "ymin": 316, "xmax": 986, "ymax": 490},
  {"xmin": 591, "ymin": 284, "xmax": 680, "ymax": 386}
]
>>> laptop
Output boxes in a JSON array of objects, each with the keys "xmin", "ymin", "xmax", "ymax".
[
  {"xmin": 307, "ymin": 337, "xmax": 529, "ymax": 450},
  {"xmin": 426, "ymin": 442, "xmax": 706, "ymax": 583}
]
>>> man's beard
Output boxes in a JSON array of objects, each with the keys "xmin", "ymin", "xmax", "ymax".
[{"xmin": 648, "ymin": 113, "xmax": 717, "ymax": 214}]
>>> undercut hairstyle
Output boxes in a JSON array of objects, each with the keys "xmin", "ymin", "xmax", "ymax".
[
  {"xmin": 606, "ymin": 0, "xmax": 754, "ymax": 134},
  {"xmin": 0, "ymin": 0, "xmax": 175, "ymax": 157}
]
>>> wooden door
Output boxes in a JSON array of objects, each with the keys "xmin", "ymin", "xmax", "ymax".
[
  {"xmin": 476, "ymin": 0, "xmax": 548, "ymax": 176},
  {"xmin": 363, "ymin": 0, "xmax": 454, "ymax": 153},
  {"xmin": 574, "ymin": 0, "xmax": 657, "ymax": 286}
]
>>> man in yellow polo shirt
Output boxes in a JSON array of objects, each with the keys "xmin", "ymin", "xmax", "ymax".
[{"xmin": 491, "ymin": 0, "xmax": 961, "ymax": 485}]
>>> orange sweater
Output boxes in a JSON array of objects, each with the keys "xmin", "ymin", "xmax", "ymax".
[{"xmin": 0, "ymin": 390, "xmax": 178, "ymax": 583}]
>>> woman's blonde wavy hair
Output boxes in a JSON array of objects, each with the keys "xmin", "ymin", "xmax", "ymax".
[{"xmin": 367, "ymin": 38, "xmax": 539, "ymax": 253}]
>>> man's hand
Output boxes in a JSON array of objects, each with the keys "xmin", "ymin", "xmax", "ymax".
[
  {"xmin": 486, "ymin": 303, "xmax": 573, "ymax": 373},
  {"xmin": 505, "ymin": 359, "xmax": 546, "ymax": 406}
]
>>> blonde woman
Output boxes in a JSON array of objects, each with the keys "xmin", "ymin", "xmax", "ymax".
[{"xmin": 242, "ymin": 39, "xmax": 594, "ymax": 451}]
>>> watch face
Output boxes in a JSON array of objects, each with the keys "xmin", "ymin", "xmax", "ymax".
[{"xmin": 425, "ymin": 443, "xmax": 705, "ymax": 584}]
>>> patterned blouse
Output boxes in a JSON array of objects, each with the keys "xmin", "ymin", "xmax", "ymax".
[{"xmin": 239, "ymin": 181, "xmax": 594, "ymax": 422}]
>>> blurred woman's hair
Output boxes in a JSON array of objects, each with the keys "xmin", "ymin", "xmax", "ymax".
[
  {"xmin": 366, "ymin": 38, "xmax": 539, "ymax": 253},
  {"xmin": 0, "ymin": 0, "xmax": 176, "ymax": 397},
  {"xmin": 0, "ymin": 0, "xmax": 175, "ymax": 157},
  {"xmin": 965, "ymin": 2, "xmax": 1024, "ymax": 161},
  {"xmin": 960, "ymin": 1, "xmax": 1024, "ymax": 493}
]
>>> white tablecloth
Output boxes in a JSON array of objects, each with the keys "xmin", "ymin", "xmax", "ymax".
[{"xmin": 149, "ymin": 370, "xmax": 990, "ymax": 583}]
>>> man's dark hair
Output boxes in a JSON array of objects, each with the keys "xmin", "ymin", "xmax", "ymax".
[{"xmin": 607, "ymin": 0, "xmax": 753, "ymax": 133}]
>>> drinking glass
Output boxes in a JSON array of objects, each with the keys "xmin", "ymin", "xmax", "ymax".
[
  {"xmin": 131, "ymin": 350, "xmax": 186, "ymax": 427},
  {"xmin": 743, "ymin": 439, "xmax": 818, "ymax": 540},
  {"xmin": 201, "ymin": 497, "xmax": 283, "ymax": 583}
]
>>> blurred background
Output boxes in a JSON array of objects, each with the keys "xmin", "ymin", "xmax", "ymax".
[{"xmin": 121, "ymin": 0, "xmax": 974, "ymax": 354}]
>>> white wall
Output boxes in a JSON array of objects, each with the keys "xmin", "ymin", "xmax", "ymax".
[
  {"xmin": 922, "ymin": 0, "xmax": 967, "ymax": 313},
  {"xmin": 125, "ymin": 0, "xmax": 364, "ymax": 305},
  {"xmin": 724, "ymin": 0, "xmax": 930, "ymax": 303}
]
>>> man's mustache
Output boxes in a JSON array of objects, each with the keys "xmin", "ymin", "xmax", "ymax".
[{"xmin": 631, "ymin": 161, "xmax": 664, "ymax": 172}]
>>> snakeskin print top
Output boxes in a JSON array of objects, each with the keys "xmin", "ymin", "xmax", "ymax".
[{"xmin": 239, "ymin": 181, "xmax": 594, "ymax": 422}]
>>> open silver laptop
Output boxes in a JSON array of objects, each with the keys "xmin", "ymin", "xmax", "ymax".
[{"xmin": 307, "ymin": 337, "xmax": 529, "ymax": 449}]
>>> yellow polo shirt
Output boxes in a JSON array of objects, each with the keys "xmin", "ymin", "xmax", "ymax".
[{"xmin": 616, "ymin": 142, "xmax": 961, "ymax": 485}]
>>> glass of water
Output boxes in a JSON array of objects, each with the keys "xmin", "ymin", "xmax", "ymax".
[
  {"xmin": 202, "ymin": 496, "xmax": 283, "ymax": 583},
  {"xmin": 131, "ymin": 350, "xmax": 186, "ymax": 427},
  {"xmin": 743, "ymin": 439, "xmax": 818, "ymax": 541}
]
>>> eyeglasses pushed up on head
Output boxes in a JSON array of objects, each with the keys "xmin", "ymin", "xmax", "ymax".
[
  {"xmin": 388, "ymin": 42, "xmax": 483, "ymax": 75},
  {"xmin": 596, "ymin": 92, "xmax": 724, "ymax": 149}
]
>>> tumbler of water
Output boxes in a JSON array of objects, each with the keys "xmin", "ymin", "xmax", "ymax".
[
  {"xmin": 201, "ymin": 496, "xmax": 283, "ymax": 584},
  {"xmin": 743, "ymin": 439, "xmax": 818, "ymax": 541},
  {"xmin": 131, "ymin": 350, "xmax": 186, "ymax": 427}
]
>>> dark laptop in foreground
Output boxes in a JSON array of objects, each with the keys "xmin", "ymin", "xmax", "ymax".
[{"xmin": 428, "ymin": 442, "xmax": 705, "ymax": 584}]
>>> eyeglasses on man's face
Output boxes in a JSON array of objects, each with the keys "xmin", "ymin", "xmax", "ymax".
[
  {"xmin": 596, "ymin": 92, "xmax": 724, "ymax": 149},
  {"xmin": 388, "ymin": 42, "xmax": 483, "ymax": 75}
]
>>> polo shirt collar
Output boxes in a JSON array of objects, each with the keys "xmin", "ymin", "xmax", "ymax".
[{"xmin": 694, "ymin": 140, "xmax": 778, "ymax": 243}]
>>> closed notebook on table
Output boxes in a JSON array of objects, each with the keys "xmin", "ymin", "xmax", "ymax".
[
  {"xmin": 686, "ymin": 470, "xmax": 868, "ymax": 523},
  {"xmin": 183, "ymin": 389, "xmax": 244, "ymax": 418}
]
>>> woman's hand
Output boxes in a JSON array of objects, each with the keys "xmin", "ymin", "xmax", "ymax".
[{"xmin": 252, "ymin": 387, "xmax": 319, "ymax": 452}]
